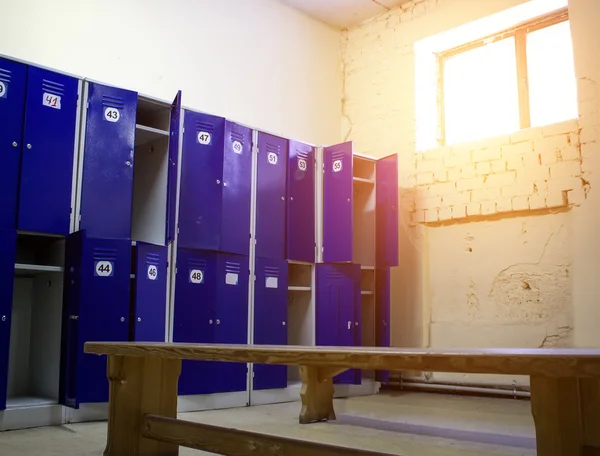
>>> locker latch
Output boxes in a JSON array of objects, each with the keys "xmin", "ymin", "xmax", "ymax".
[
  {"xmin": 347, "ymin": 321, "xmax": 351, "ymax": 330},
  {"xmin": 69, "ymin": 315, "xmax": 79, "ymax": 320}
]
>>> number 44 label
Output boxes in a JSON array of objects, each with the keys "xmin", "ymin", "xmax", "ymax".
[
  {"xmin": 42, "ymin": 92, "xmax": 61, "ymax": 110},
  {"xmin": 95, "ymin": 261, "xmax": 114, "ymax": 277}
]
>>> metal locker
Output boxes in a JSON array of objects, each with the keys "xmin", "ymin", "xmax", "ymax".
[
  {"xmin": 286, "ymin": 141, "xmax": 315, "ymax": 263},
  {"xmin": 0, "ymin": 229, "xmax": 17, "ymax": 410},
  {"xmin": 375, "ymin": 268, "xmax": 391, "ymax": 383},
  {"xmin": 165, "ymin": 91, "xmax": 182, "ymax": 244},
  {"xmin": 253, "ymin": 257, "xmax": 288, "ymax": 391},
  {"xmin": 322, "ymin": 142, "xmax": 353, "ymax": 263},
  {"xmin": 60, "ymin": 232, "xmax": 131, "ymax": 408},
  {"xmin": 376, "ymin": 154, "xmax": 399, "ymax": 268},
  {"xmin": 78, "ymin": 82, "xmax": 137, "ymax": 240},
  {"xmin": 18, "ymin": 66, "xmax": 79, "ymax": 235},
  {"xmin": 131, "ymin": 242, "xmax": 168, "ymax": 342},
  {"xmin": 0, "ymin": 58, "xmax": 26, "ymax": 231},
  {"xmin": 256, "ymin": 132, "xmax": 288, "ymax": 260}
]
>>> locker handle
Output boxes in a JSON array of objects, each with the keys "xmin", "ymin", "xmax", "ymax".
[
  {"xmin": 216, "ymin": 319, "xmax": 221, "ymax": 325},
  {"xmin": 209, "ymin": 319, "xmax": 213, "ymax": 324},
  {"xmin": 26, "ymin": 144, "xmax": 32, "ymax": 150},
  {"xmin": 282, "ymin": 321, "xmax": 286, "ymax": 326},
  {"xmin": 1, "ymin": 316, "xmax": 6, "ymax": 322},
  {"xmin": 12, "ymin": 142, "xmax": 17, "ymax": 148},
  {"xmin": 120, "ymin": 317, "xmax": 125, "ymax": 322},
  {"xmin": 383, "ymin": 320, "xmax": 387, "ymax": 327},
  {"xmin": 137, "ymin": 317, "xmax": 142, "ymax": 323},
  {"xmin": 69, "ymin": 315, "xmax": 78, "ymax": 320},
  {"xmin": 347, "ymin": 321, "xmax": 351, "ymax": 330}
]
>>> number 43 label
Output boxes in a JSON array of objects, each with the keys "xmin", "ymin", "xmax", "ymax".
[
  {"xmin": 42, "ymin": 92, "xmax": 61, "ymax": 110},
  {"xmin": 104, "ymin": 107, "xmax": 120, "ymax": 123},
  {"xmin": 95, "ymin": 261, "xmax": 114, "ymax": 277}
]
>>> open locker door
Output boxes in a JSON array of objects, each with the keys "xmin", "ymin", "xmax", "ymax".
[
  {"xmin": 165, "ymin": 91, "xmax": 181, "ymax": 245},
  {"xmin": 376, "ymin": 154, "xmax": 399, "ymax": 268},
  {"xmin": 375, "ymin": 269, "xmax": 391, "ymax": 383},
  {"xmin": 323, "ymin": 142, "xmax": 353, "ymax": 263},
  {"xmin": 0, "ymin": 230, "xmax": 17, "ymax": 410}
]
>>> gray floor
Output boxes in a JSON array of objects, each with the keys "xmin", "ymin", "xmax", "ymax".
[{"xmin": 0, "ymin": 392, "xmax": 536, "ymax": 455}]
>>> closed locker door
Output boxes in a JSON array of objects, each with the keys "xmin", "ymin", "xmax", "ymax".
[
  {"xmin": 253, "ymin": 257, "xmax": 288, "ymax": 390},
  {"xmin": 323, "ymin": 142, "xmax": 353, "ymax": 263},
  {"xmin": 375, "ymin": 268, "xmax": 391, "ymax": 383},
  {"xmin": 19, "ymin": 67, "xmax": 79, "ymax": 235},
  {"xmin": 315, "ymin": 264, "xmax": 340, "ymax": 347},
  {"xmin": 335, "ymin": 265, "xmax": 357, "ymax": 385},
  {"xmin": 376, "ymin": 154, "xmax": 399, "ymax": 268},
  {"xmin": 132, "ymin": 242, "xmax": 167, "ymax": 342},
  {"xmin": 256, "ymin": 133, "xmax": 287, "ymax": 260},
  {"xmin": 221, "ymin": 121, "xmax": 252, "ymax": 255},
  {"xmin": 173, "ymin": 249, "xmax": 217, "ymax": 395},
  {"xmin": 177, "ymin": 112, "xmax": 225, "ymax": 250},
  {"xmin": 0, "ymin": 58, "xmax": 26, "ymax": 231},
  {"xmin": 0, "ymin": 230, "xmax": 17, "ymax": 410},
  {"xmin": 287, "ymin": 141, "xmax": 315, "ymax": 263},
  {"xmin": 214, "ymin": 253, "xmax": 249, "ymax": 394},
  {"xmin": 79, "ymin": 83, "xmax": 137, "ymax": 240},
  {"xmin": 165, "ymin": 91, "xmax": 182, "ymax": 244}
]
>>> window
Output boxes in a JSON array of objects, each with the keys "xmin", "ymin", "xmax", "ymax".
[{"xmin": 438, "ymin": 8, "xmax": 577, "ymax": 146}]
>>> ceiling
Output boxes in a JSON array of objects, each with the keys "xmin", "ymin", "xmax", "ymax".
[{"xmin": 281, "ymin": 0, "xmax": 410, "ymax": 30}]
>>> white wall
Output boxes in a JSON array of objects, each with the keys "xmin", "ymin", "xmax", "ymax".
[{"xmin": 0, "ymin": 0, "xmax": 342, "ymax": 145}]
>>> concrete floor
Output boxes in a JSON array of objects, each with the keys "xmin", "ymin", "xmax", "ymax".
[{"xmin": 0, "ymin": 392, "xmax": 536, "ymax": 455}]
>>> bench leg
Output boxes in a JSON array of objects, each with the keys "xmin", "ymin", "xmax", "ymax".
[
  {"xmin": 104, "ymin": 355, "xmax": 181, "ymax": 456},
  {"xmin": 299, "ymin": 366, "xmax": 345, "ymax": 424},
  {"xmin": 530, "ymin": 376, "xmax": 600, "ymax": 456}
]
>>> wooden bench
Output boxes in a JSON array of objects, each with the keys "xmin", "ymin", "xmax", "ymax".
[{"xmin": 85, "ymin": 342, "xmax": 600, "ymax": 456}]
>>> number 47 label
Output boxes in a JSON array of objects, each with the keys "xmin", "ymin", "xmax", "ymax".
[{"xmin": 43, "ymin": 92, "xmax": 61, "ymax": 110}]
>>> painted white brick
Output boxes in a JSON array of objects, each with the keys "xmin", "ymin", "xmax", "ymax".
[
  {"xmin": 542, "ymin": 119, "xmax": 580, "ymax": 137},
  {"xmin": 442, "ymin": 192, "xmax": 471, "ymax": 206},
  {"xmin": 529, "ymin": 194, "xmax": 546, "ymax": 210},
  {"xmin": 502, "ymin": 141, "xmax": 533, "ymax": 157},
  {"xmin": 456, "ymin": 177, "xmax": 484, "ymax": 191},
  {"xmin": 546, "ymin": 192, "xmax": 568, "ymax": 208},
  {"xmin": 415, "ymin": 196, "xmax": 442, "ymax": 210},
  {"xmin": 519, "ymin": 165, "xmax": 550, "ymax": 182},
  {"xmin": 466, "ymin": 202, "xmax": 481, "ymax": 216},
  {"xmin": 461, "ymin": 164, "xmax": 476, "ymax": 179},
  {"xmin": 430, "ymin": 182, "xmax": 457, "ymax": 195},
  {"xmin": 434, "ymin": 168, "xmax": 448, "ymax": 183},
  {"xmin": 580, "ymin": 126, "xmax": 599, "ymax": 144},
  {"xmin": 511, "ymin": 127, "xmax": 543, "ymax": 143},
  {"xmin": 425, "ymin": 209, "xmax": 439, "ymax": 223},
  {"xmin": 502, "ymin": 182, "xmax": 534, "ymax": 198},
  {"xmin": 438, "ymin": 207, "xmax": 452, "ymax": 221},
  {"xmin": 417, "ymin": 172, "xmax": 434, "ymax": 185},
  {"xmin": 476, "ymin": 162, "xmax": 491, "ymax": 175},
  {"xmin": 452, "ymin": 204, "xmax": 467, "ymax": 219},
  {"xmin": 550, "ymin": 161, "xmax": 582, "ymax": 179},
  {"xmin": 472, "ymin": 147, "xmax": 502, "ymax": 162},
  {"xmin": 444, "ymin": 152, "xmax": 471, "ymax": 167},
  {"xmin": 417, "ymin": 158, "xmax": 444, "ymax": 174},
  {"xmin": 490, "ymin": 160, "xmax": 506, "ymax": 173},
  {"xmin": 481, "ymin": 201, "xmax": 497, "ymax": 215},
  {"xmin": 568, "ymin": 132, "xmax": 580, "ymax": 146},
  {"xmin": 412, "ymin": 210, "xmax": 426, "ymax": 223},
  {"xmin": 496, "ymin": 198, "xmax": 512, "ymax": 213},
  {"xmin": 548, "ymin": 177, "xmax": 581, "ymax": 193},
  {"xmin": 535, "ymin": 135, "xmax": 570, "ymax": 152},
  {"xmin": 472, "ymin": 187, "xmax": 501, "ymax": 202},
  {"xmin": 560, "ymin": 145, "xmax": 581, "ymax": 161},
  {"xmin": 505, "ymin": 155, "xmax": 524, "ymax": 171},
  {"xmin": 512, "ymin": 196, "xmax": 530, "ymax": 211},
  {"xmin": 540, "ymin": 150, "xmax": 559, "ymax": 165},
  {"xmin": 485, "ymin": 172, "xmax": 516, "ymax": 188},
  {"xmin": 447, "ymin": 168, "xmax": 460, "ymax": 181}
]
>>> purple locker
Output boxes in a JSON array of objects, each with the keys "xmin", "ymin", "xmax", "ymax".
[
  {"xmin": 0, "ymin": 230, "xmax": 17, "ymax": 410},
  {"xmin": 165, "ymin": 91, "xmax": 182, "ymax": 244},
  {"xmin": 375, "ymin": 268, "xmax": 391, "ymax": 383},
  {"xmin": 323, "ymin": 142, "xmax": 353, "ymax": 263},
  {"xmin": 376, "ymin": 154, "xmax": 399, "ymax": 268},
  {"xmin": 286, "ymin": 140, "xmax": 315, "ymax": 263},
  {"xmin": 256, "ymin": 132, "xmax": 287, "ymax": 260}
]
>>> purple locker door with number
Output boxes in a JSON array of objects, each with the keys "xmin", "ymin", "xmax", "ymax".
[
  {"xmin": 323, "ymin": 142, "xmax": 353, "ymax": 263},
  {"xmin": 287, "ymin": 141, "xmax": 315, "ymax": 262},
  {"xmin": 79, "ymin": 82, "xmax": 137, "ymax": 240},
  {"xmin": 376, "ymin": 154, "xmax": 399, "ymax": 268},
  {"xmin": 375, "ymin": 268, "xmax": 391, "ymax": 383},
  {"xmin": 0, "ymin": 230, "xmax": 17, "ymax": 410},
  {"xmin": 0, "ymin": 58, "xmax": 26, "ymax": 231},
  {"xmin": 177, "ymin": 112, "xmax": 225, "ymax": 251},
  {"xmin": 165, "ymin": 91, "xmax": 182, "ymax": 244},
  {"xmin": 256, "ymin": 132, "xmax": 287, "ymax": 260},
  {"xmin": 221, "ymin": 121, "xmax": 252, "ymax": 255}
]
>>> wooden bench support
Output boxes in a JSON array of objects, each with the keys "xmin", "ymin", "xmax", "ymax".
[
  {"xmin": 299, "ymin": 365, "xmax": 345, "ymax": 424},
  {"xmin": 530, "ymin": 376, "xmax": 600, "ymax": 456},
  {"xmin": 103, "ymin": 355, "xmax": 181, "ymax": 456}
]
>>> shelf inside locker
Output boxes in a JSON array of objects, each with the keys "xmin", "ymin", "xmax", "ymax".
[
  {"xmin": 15, "ymin": 233, "xmax": 65, "ymax": 269},
  {"xmin": 14, "ymin": 263, "xmax": 64, "ymax": 276},
  {"xmin": 6, "ymin": 396, "xmax": 56, "ymax": 409},
  {"xmin": 136, "ymin": 96, "xmax": 171, "ymax": 132},
  {"xmin": 288, "ymin": 263, "xmax": 312, "ymax": 288},
  {"xmin": 361, "ymin": 291, "xmax": 374, "ymax": 295},
  {"xmin": 135, "ymin": 124, "xmax": 169, "ymax": 147},
  {"xmin": 353, "ymin": 155, "xmax": 376, "ymax": 181},
  {"xmin": 288, "ymin": 285, "xmax": 311, "ymax": 292},
  {"xmin": 361, "ymin": 265, "xmax": 375, "ymax": 270},
  {"xmin": 360, "ymin": 269, "xmax": 375, "ymax": 294},
  {"xmin": 353, "ymin": 176, "xmax": 374, "ymax": 185}
]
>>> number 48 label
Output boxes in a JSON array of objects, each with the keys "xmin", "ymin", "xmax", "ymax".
[
  {"xmin": 190, "ymin": 269, "xmax": 204, "ymax": 284},
  {"xmin": 42, "ymin": 92, "xmax": 61, "ymax": 110},
  {"xmin": 95, "ymin": 261, "xmax": 114, "ymax": 277},
  {"xmin": 0, "ymin": 81, "xmax": 6, "ymax": 99}
]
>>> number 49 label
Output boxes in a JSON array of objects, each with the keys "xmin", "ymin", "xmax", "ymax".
[
  {"xmin": 95, "ymin": 261, "xmax": 114, "ymax": 277},
  {"xmin": 0, "ymin": 81, "xmax": 6, "ymax": 99},
  {"xmin": 42, "ymin": 92, "xmax": 61, "ymax": 110}
]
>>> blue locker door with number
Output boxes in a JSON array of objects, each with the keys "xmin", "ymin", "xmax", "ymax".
[
  {"xmin": 165, "ymin": 91, "xmax": 182, "ymax": 244},
  {"xmin": 132, "ymin": 242, "xmax": 167, "ymax": 342},
  {"xmin": 178, "ymin": 112, "xmax": 225, "ymax": 251},
  {"xmin": 376, "ymin": 154, "xmax": 399, "ymax": 268},
  {"xmin": 0, "ymin": 230, "xmax": 17, "ymax": 410},
  {"xmin": 256, "ymin": 133, "xmax": 287, "ymax": 260},
  {"xmin": 0, "ymin": 58, "xmax": 26, "ymax": 231},
  {"xmin": 375, "ymin": 268, "xmax": 391, "ymax": 383},
  {"xmin": 214, "ymin": 253, "xmax": 249, "ymax": 393},
  {"xmin": 323, "ymin": 142, "xmax": 353, "ymax": 263},
  {"xmin": 18, "ymin": 67, "xmax": 79, "ymax": 235},
  {"xmin": 221, "ymin": 121, "xmax": 252, "ymax": 255},
  {"xmin": 79, "ymin": 83, "xmax": 137, "ymax": 240},
  {"xmin": 173, "ymin": 249, "xmax": 217, "ymax": 395},
  {"xmin": 287, "ymin": 141, "xmax": 315, "ymax": 263},
  {"xmin": 253, "ymin": 257, "xmax": 288, "ymax": 390}
]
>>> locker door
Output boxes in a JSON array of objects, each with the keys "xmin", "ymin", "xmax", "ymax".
[
  {"xmin": 173, "ymin": 249, "xmax": 217, "ymax": 395},
  {"xmin": 375, "ymin": 268, "xmax": 391, "ymax": 383},
  {"xmin": 287, "ymin": 141, "xmax": 315, "ymax": 263},
  {"xmin": 0, "ymin": 230, "xmax": 17, "ymax": 410},
  {"xmin": 79, "ymin": 82, "xmax": 137, "ymax": 239},
  {"xmin": 177, "ymin": 112, "xmax": 225, "ymax": 251},
  {"xmin": 376, "ymin": 154, "xmax": 399, "ymax": 267},
  {"xmin": 221, "ymin": 121, "xmax": 252, "ymax": 255},
  {"xmin": 165, "ymin": 91, "xmax": 182, "ymax": 244},
  {"xmin": 0, "ymin": 58, "xmax": 26, "ymax": 231},
  {"xmin": 256, "ymin": 133, "xmax": 287, "ymax": 260},
  {"xmin": 315, "ymin": 264, "xmax": 340, "ymax": 347},
  {"xmin": 323, "ymin": 142, "xmax": 353, "ymax": 263},
  {"xmin": 253, "ymin": 257, "xmax": 288, "ymax": 390},
  {"xmin": 335, "ymin": 265, "xmax": 357, "ymax": 385},
  {"xmin": 351, "ymin": 263, "xmax": 362, "ymax": 385},
  {"xmin": 214, "ymin": 253, "xmax": 249, "ymax": 393},
  {"xmin": 132, "ymin": 242, "xmax": 167, "ymax": 342},
  {"xmin": 19, "ymin": 67, "xmax": 79, "ymax": 235}
]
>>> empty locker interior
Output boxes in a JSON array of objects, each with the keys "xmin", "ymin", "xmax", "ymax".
[
  {"xmin": 8, "ymin": 234, "xmax": 64, "ymax": 407},
  {"xmin": 360, "ymin": 267, "xmax": 376, "ymax": 380},
  {"xmin": 287, "ymin": 262, "xmax": 314, "ymax": 383}
]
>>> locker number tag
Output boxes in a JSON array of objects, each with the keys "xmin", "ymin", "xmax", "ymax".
[
  {"xmin": 190, "ymin": 269, "xmax": 204, "ymax": 284},
  {"xmin": 225, "ymin": 272, "xmax": 238, "ymax": 286},
  {"xmin": 232, "ymin": 140, "xmax": 242, "ymax": 154},
  {"xmin": 95, "ymin": 261, "xmax": 114, "ymax": 277},
  {"xmin": 42, "ymin": 92, "xmax": 61, "ymax": 110},
  {"xmin": 0, "ymin": 81, "xmax": 6, "ymax": 99},
  {"xmin": 266, "ymin": 277, "xmax": 278, "ymax": 289},
  {"xmin": 147, "ymin": 265, "xmax": 158, "ymax": 280},
  {"xmin": 104, "ymin": 107, "xmax": 120, "ymax": 123},
  {"xmin": 267, "ymin": 152, "xmax": 278, "ymax": 165},
  {"xmin": 197, "ymin": 132, "xmax": 211, "ymax": 145},
  {"xmin": 333, "ymin": 159, "xmax": 342, "ymax": 173},
  {"xmin": 298, "ymin": 158, "xmax": 307, "ymax": 172}
]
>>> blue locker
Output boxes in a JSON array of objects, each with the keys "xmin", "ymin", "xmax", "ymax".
[
  {"xmin": 286, "ymin": 140, "xmax": 315, "ymax": 263},
  {"xmin": 166, "ymin": 91, "xmax": 182, "ymax": 244},
  {"xmin": 375, "ymin": 268, "xmax": 391, "ymax": 383},
  {"xmin": 0, "ymin": 230, "xmax": 17, "ymax": 410},
  {"xmin": 18, "ymin": 66, "xmax": 79, "ymax": 235},
  {"xmin": 60, "ymin": 232, "xmax": 131, "ymax": 408},
  {"xmin": 256, "ymin": 132, "xmax": 288, "ymax": 260},
  {"xmin": 131, "ymin": 242, "xmax": 168, "ymax": 342},
  {"xmin": 376, "ymin": 154, "xmax": 399, "ymax": 268},
  {"xmin": 0, "ymin": 58, "xmax": 26, "ymax": 231},
  {"xmin": 178, "ymin": 112, "xmax": 252, "ymax": 255},
  {"xmin": 253, "ymin": 257, "xmax": 288, "ymax": 391}
]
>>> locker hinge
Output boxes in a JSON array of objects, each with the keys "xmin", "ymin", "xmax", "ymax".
[
  {"xmin": 182, "ymin": 126, "xmax": 185, "ymax": 133},
  {"xmin": 175, "ymin": 267, "xmax": 178, "ymax": 274}
]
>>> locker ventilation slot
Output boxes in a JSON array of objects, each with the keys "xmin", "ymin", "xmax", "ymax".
[
  {"xmin": 93, "ymin": 248, "xmax": 118, "ymax": 262},
  {"xmin": 266, "ymin": 142, "xmax": 281, "ymax": 154},
  {"xmin": 264, "ymin": 266, "xmax": 280, "ymax": 277},
  {"xmin": 296, "ymin": 150, "xmax": 311, "ymax": 160},
  {"xmin": 42, "ymin": 79, "xmax": 65, "ymax": 96},
  {"xmin": 225, "ymin": 262, "xmax": 241, "ymax": 274},
  {"xmin": 196, "ymin": 121, "xmax": 215, "ymax": 133},
  {"xmin": 187, "ymin": 258, "xmax": 207, "ymax": 269},
  {"xmin": 145, "ymin": 252, "xmax": 160, "ymax": 266},
  {"xmin": 0, "ymin": 68, "xmax": 11, "ymax": 83},
  {"xmin": 331, "ymin": 151, "xmax": 345, "ymax": 161},
  {"xmin": 230, "ymin": 131, "xmax": 245, "ymax": 145},
  {"xmin": 102, "ymin": 95, "xmax": 125, "ymax": 109}
]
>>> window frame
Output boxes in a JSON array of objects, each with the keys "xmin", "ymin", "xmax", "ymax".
[{"xmin": 436, "ymin": 7, "xmax": 569, "ymax": 146}]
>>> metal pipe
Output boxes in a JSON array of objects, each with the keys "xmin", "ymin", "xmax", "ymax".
[
  {"xmin": 400, "ymin": 376, "xmax": 530, "ymax": 393},
  {"xmin": 398, "ymin": 381, "xmax": 530, "ymax": 398}
]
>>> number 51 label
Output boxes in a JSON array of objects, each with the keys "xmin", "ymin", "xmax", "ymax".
[{"xmin": 95, "ymin": 261, "xmax": 114, "ymax": 277}]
